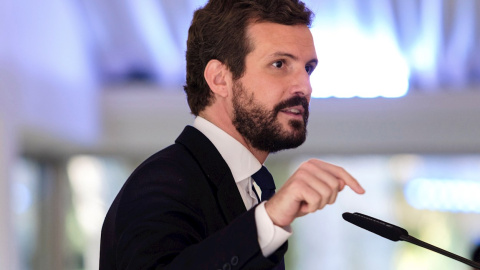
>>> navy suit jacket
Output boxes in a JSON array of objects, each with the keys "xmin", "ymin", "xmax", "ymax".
[{"xmin": 100, "ymin": 126, "xmax": 287, "ymax": 269}]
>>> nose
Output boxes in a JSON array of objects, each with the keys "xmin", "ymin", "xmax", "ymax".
[{"xmin": 290, "ymin": 69, "xmax": 313, "ymax": 98}]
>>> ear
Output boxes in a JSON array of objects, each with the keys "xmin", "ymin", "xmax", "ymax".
[{"xmin": 204, "ymin": 59, "xmax": 231, "ymax": 98}]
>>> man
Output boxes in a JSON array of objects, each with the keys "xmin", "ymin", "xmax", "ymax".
[{"xmin": 100, "ymin": 0, "xmax": 365, "ymax": 269}]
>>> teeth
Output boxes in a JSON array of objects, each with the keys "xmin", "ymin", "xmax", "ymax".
[{"xmin": 286, "ymin": 108, "xmax": 300, "ymax": 114}]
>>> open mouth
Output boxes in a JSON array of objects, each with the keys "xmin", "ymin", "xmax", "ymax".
[
  {"xmin": 280, "ymin": 106, "xmax": 304, "ymax": 116},
  {"xmin": 274, "ymin": 96, "xmax": 309, "ymax": 122}
]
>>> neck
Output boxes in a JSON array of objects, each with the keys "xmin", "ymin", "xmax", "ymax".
[{"xmin": 198, "ymin": 111, "xmax": 269, "ymax": 164}]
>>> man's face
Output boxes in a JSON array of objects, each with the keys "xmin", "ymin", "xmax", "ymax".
[{"xmin": 232, "ymin": 22, "xmax": 317, "ymax": 153}]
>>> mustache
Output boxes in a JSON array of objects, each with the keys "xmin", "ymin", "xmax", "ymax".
[{"xmin": 274, "ymin": 96, "xmax": 309, "ymax": 115}]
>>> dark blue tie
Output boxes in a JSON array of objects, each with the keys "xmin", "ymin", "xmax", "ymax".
[
  {"xmin": 252, "ymin": 166, "xmax": 285, "ymax": 270},
  {"xmin": 252, "ymin": 166, "xmax": 276, "ymax": 201}
]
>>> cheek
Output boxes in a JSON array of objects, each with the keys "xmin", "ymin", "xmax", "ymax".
[
  {"xmin": 241, "ymin": 71, "xmax": 288, "ymax": 106},
  {"xmin": 253, "ymin": 79, "xmax": 286, "ymax": 100}
]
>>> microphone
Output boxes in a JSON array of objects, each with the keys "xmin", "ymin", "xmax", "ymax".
[{"xmin": 343, "ymin": 212, "xmax": 480, "ymax": 269}]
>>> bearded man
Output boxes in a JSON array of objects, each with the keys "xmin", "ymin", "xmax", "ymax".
[{"xmin": 100, "ymin": 0, "xmax": 365, "ymax": 269}]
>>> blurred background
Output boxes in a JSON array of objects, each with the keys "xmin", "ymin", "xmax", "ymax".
[{"xmin": 1, "ymin": 0, "xmax": 480, "ymax": 269}]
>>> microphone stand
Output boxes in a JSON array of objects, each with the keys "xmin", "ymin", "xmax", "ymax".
[
  {"xmin": 400, "ymin": 235, "xmax": 480, "ymax": 269},
  {"xmin": 343, "ymin": 212, "xmax": 480, "ymax": 270}
]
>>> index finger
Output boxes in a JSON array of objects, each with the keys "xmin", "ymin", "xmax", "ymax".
[{"xmin": 311, "ymin": 159, "xmax": 365, "ymax": 194}]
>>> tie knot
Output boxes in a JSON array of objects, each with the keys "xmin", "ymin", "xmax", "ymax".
[{"xmin": 252, "ymin": 166, "xmax": 276, "ymax": 201}]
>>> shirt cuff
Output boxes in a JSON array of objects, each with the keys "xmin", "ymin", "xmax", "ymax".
[{"xmin": 254, "ymin": 201, "xmax": 292, "ymax": 257}]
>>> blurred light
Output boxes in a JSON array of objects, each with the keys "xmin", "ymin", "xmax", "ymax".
[
  {"xmin": 404, "ymin": 178, "xmax": 480, "ymax": 213},
  {"xmin": 127, "ymin": 0, "xmax": 184, "ymax": 84},
  {"xmin": 310, "ymin": 25, "xmax": 410, "ymax": 98},
  {"xmin": 12, "ymin": 182, "xmax": 32, "ymax": 214},
  {"xmin": 67, "ymin": 155, "xmax": 106, "ymax": 235},
  {"xmin": 13, "ymin": 0, "xmax": 93, "ymax": 83},
  {"xmin": 410, "ymin": 40, "xmax": 437, "ymax": 73},
  {"xmin": 68, "ymin": 155, "xmax": 113, "ymax": 270},
  {"xmin": 12, "ymin": 159, "xmax": 36, "ymax": 215}
]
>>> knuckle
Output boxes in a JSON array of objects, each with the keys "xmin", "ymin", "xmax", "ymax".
[
  {"xmin": 337, "ymin": 167, "xmax": 349, "ymax": 178},
  {"xmin": 331, "ymin": 180, "xmax": 340, "ymax": 190},
  {"xmin": 293, "ymin": 168, "xmax": 310, "ymax": 181},
  {"xmin": 301, "ymin": 160, "xmax": 316, "ymax": 170}
]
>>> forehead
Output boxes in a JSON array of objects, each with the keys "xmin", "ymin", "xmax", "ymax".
[{"xmin": 246, "ymin": 22, "xmax": 316, "ymax": 59}]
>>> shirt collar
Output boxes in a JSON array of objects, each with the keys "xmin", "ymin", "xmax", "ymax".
[{"xmin": 193, "ymin": 116, "xmax": 262, "ymax": 183}]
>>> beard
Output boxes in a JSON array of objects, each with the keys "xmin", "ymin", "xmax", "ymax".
[{"xmin": 232, "ymin": 81, "xmax": 309, "ymax": 153}]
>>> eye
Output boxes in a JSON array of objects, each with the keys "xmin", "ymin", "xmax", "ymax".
[
  {"xmin": 272, "ymin": 60, "xmax": 284, "ymax": 69},
  {"xmin": 305, "ymin": 64, "xmax": 316, "ymax": 75}
]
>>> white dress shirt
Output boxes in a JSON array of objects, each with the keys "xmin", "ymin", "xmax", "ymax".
[{"xmin": 193, "ymin": 117, "xmax": 291, "ymax": 257}]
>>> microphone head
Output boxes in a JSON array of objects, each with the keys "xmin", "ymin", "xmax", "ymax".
[{"xmin": 342, "ymin": 212, "xmax": 409, "ymax": 242}]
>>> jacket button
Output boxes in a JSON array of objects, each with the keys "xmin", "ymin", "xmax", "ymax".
[{"xmin": 231, "ymin": 256, "xmax": 239, "ymax": 266}]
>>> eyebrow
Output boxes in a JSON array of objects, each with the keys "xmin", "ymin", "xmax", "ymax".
[{"xmin": 269, "ymin": 52, "xmax": 318, "ymax": 66}]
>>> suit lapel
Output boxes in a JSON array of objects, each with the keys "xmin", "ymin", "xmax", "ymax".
[{"xmin": 175, "ymin": 126, "xmax": 247, "ymax": 223}]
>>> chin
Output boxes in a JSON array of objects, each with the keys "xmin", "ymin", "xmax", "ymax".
[{"xmin": 288, "ymin": 119, "xmax": 306, "ymax": 130}]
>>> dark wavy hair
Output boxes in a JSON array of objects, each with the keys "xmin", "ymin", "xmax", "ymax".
[{"xmin": 184, "ymin": 0, "xmax": 314, "ymax": 115}]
